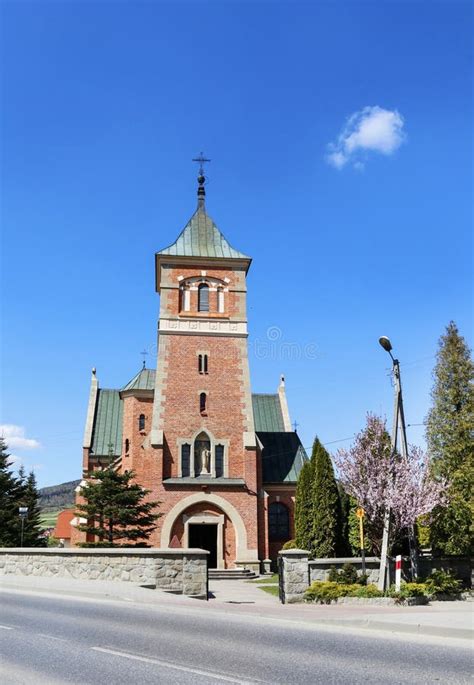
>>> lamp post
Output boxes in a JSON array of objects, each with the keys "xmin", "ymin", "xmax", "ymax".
[
  {"xmin": 377, "ymin": 337, "xmax": 418, "ymax": 591},
  {"xmin": 19, "ymin": 506, "xmax": 28, "ymax": 547}
]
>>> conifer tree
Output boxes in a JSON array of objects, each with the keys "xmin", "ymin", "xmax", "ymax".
[
  {"xmin": 311, "ymin": 438, "xmax": 340, "ymax": 557},
  {"xmin": 76, "ymin": 468, "xmax": 161, "ymax": 546},
  {"xmin": 426, "ymin": 322, "xmax": 474, "ymax": 555},
  {"xmin": 18, "ymin": 470, "xmax": 46, "ymax": 547},
  {"xmin": 0, "ymin": 438, "xmax": 21, "ymax": 546},
  {"xmin": 294, "ymin": 458, "xmax": 313, "ymax": 550}
]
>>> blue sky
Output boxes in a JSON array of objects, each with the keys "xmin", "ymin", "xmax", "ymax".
[{"xmin": 1, "ymin": 1, "xmax": 472, "ymax": 487}]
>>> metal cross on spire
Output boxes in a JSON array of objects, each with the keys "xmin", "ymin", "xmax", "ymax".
[
  {"xmin": 140, "ymin": 349, "xmax": 148, "ymax": 370},
  {"xmin": 192, "ymin": 152, "xmax": 211, "ymax": 208},
  {"xmin": 192, "ymin": 152, "xmax": 211, "ymax": 176}
]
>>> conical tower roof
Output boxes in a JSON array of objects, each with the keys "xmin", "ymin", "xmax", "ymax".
[{"xmin": 157, "ymin": 206, "xmax": 250, "ymax": 260}]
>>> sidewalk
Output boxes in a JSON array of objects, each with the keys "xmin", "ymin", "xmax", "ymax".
[{"xmin": 1, "ymin": 574, "xmax": 472, "ymax": 642}]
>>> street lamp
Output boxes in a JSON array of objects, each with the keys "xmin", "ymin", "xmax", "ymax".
[
  {"xmin": 19, "ymin": 506, "xmax": 28, "ymax": 547},
  {"xmin": 377, "ymin": 337, "xmax": 418, "ymax": 592}
]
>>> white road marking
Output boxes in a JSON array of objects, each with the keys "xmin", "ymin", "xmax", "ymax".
[
  {"xmin": 0, "ymin": 625, "xmax": 14, "ymax": 630},
  {"xmin": 91, "ymin": 646, "xmax": 265, "ymax": 684},
  {"xmin": 37, "ymin": 633, "xmax": 68, "ymax": 642}
]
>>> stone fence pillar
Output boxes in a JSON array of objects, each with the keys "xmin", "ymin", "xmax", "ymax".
[{"xmin": 278, "ymin": 549, "xmax": 309, "ymax": 604}]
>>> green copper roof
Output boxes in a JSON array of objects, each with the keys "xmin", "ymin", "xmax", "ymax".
[
  {"xmin": 90, "ymin": 389, "xmax": 123, "ymax": 457},
  {"xmin": 157, "ymin": 207, "xmax": 250, "ymax": 260},
  {"xmin": 122, "ymin": 368, "xmax": 156, "ymax": 391},
  {"xmin": 252, "ymin": 394, "xmax": 285, "ymax": 432},
  {"xmin": 258, "ymin": 432, "xmax": 308, "ymax": 483}
]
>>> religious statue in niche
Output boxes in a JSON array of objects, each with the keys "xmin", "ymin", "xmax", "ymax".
[
  {"xmin": 199, "ymin": 446, "xmax": 211, "ymax": 475},
  {"xmin": 194, "ymin": 433, "xmax": 211, "ymax": 476}
]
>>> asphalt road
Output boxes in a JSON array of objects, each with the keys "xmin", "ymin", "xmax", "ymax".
[{"xmin": 0, "ymin": 591, "xmax": 471, "ymax": 684}]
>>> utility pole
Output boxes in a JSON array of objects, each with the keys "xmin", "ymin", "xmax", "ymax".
[{"xmin": 377, "ymin": 337, "xmax": 418, "ymax": 591}]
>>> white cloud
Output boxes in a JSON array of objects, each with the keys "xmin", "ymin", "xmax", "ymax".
[
  {"xmin": 327, "ymin": 106, "xmax": 405, "ymax": 169},
  {"xmin": 0, "ymin": 424, "xmax": 41, "ymax": 450}
]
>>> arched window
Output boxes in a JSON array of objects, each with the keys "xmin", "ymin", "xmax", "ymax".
[
  {"xmin": 138, "ymin": 414, "xmax": 145, "ymax": 431},
  {"xmin": 268, "ymin": 502, "xmax": 290, "ymax": 542},
  {"xmin": 125, "ymin": 439, "xmax": 130, "ymax": 455},
  {"xmin": 198, "ymin": 354, "xmax": 208, "ymax": 374},
  {"xmin": 198, "ymin": 284, "xmax": 209, "ymax": 312},
  {"xmin": 194, "ymin": 431, "xmax": 211, "ymax": 476},
  {"xmin": 199, "ymin": 392, "xmax": 207, "ymax": 414}
]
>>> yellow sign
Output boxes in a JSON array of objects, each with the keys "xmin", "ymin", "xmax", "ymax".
[{"xmin": 356, "ymin": 507, "xmax": 365, "ymax": 519}]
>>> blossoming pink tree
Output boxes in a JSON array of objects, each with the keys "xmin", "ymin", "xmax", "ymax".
[{"xmin": 334, "ymin": 414, "xmax": 447, "ymax": 555}]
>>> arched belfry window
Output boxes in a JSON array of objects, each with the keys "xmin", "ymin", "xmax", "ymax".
[
  {"xmin": 268, "ymin": 502, "xmax": 290, "ymax": 542},
  {"xmin": 198, "ymin": 284, "xmax": 209, "ymax": 312},
  {"xmin": 138, "ymin": 414, "xmax": 145, "ymax": 431},
  {"xmin": 194, "ymin": 431, "xmax": 211, "ymax": 476},
  {"xmin": 200, "ymin": 392, "xmax": 207, "ymax": 414}
]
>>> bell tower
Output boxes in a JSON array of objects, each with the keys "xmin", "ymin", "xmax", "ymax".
[{"xmin": 150, "ymin": 164, "xmax": 260, "ymax": 568}]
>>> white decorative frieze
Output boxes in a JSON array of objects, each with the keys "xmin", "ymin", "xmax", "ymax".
[{"xmin": 159, "ymin": 318, "xmax": 248, "ymax": 336}]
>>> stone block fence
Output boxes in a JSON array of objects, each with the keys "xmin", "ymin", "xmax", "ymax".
[
  {"xmin": 0, "ymin": 548, "xmax": 209, "ymax": 599},
  {"xmin": 278, "ymin": 550, "xmax": 472, "ymax": 603}
]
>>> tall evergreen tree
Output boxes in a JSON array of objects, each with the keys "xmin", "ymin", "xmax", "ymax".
[
  {"xmin": 18, "ymin": 470, "xmax": 46, "ymax": 547},
  {"xmin": 426, "ymin": 322, "xmax": 474, "ymax": 555},
  {"xmin": 0, "ymin": 438, "xmax": 21, "ymax": 546},
  {"xmin": 76, "ymin": 468, "xmax": 161, "ymax": 546},
  {"xmin": 294, "ymin": 458, "xmax": 314, "ymax": 550},
  {"xmin": 311, "ymin": 438, "xmax": 340, "ymax": 557}
]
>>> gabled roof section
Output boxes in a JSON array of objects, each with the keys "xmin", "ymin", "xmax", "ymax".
[
  {"xmin": 90, "ymin": 389, "xmax": 123, "ymax": 457},
  {"xmin": 122, "ymin": 368, "xmax": 156, "ymax": 392},
  {"xmin": 157, "ymin": 207, "xmax": 250, "ymax": 260},
  {"xmin": 252, "ymin": 394, "xmax": 285, "ymax": 432},
  {"xmin": 258, "ymin": 432, "xmax": 308, "ymax": 484}
]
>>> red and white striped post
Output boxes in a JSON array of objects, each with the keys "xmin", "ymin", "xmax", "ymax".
[{"xmin": 395, "ymin": 555, "xmax": 402, "ymax": 591}]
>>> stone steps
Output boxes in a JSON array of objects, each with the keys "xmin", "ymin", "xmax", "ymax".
[{"xmin": 208, "ymin": 568, "xmax": 259, "ymax": 581}]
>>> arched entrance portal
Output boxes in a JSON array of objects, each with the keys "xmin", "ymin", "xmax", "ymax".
[{"xmin": 161, "ymin": 493, "xmax": 258, "ymax": 570}]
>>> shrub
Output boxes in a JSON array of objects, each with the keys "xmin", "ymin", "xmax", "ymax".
[
  {"xmin": 424, "ymin": 570, "xmax": 462, "ymax": 596},
  {"xmin": 327, "ymin": 563, "xmax": 361, "ymax": 585},
  {"xmin": 305, "ymin": 581, "xmax": 354, "ymax": 603},
  {"xmin": 282, "ymin": 539, "xmax": 297, "ymax": 550},
  {"xmin": 305, "ymin": 580, "xmax": 383, "ymax": 602},
  {"xmin": 388, "ymin": 582, "xmax": 429, "ymax": 601},
  {"xmin": 348, "ymin": 584, "xmax": 383, "ymax": 598}
]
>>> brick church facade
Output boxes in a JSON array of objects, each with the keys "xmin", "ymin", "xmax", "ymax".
[{"xmin": 72, "ymin": 174, "xmax": 306, "ymax": 571}]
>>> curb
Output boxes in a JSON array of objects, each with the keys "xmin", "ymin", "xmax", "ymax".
[{"xmin": 314, "ymin": 617, "xmax": 473, "ymax": 640}]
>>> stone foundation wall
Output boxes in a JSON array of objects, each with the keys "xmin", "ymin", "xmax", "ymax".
[
  {"xmin": 418, "ymin": 556, "xmax": 472, "ymax": 588},
  {"xmin": 309, "ymin": 557, "xmax": 385, "ymax": 585},
  {"xmin": 278, "ymin": 552, "xmax": 473, "ymax": 603},
  {"xmin": 0, "ymin": 548, "xmax": 208, "ymax": 598}
]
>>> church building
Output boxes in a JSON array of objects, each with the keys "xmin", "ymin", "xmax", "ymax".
[{"xmin": 72, "ymin": 170, "xmax": 306, "ymax": 571}]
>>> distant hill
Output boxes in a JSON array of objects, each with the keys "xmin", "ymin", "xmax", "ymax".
[{"xmin": 38, "ymin": 479, "xmax": 80, "ymax": 512}]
